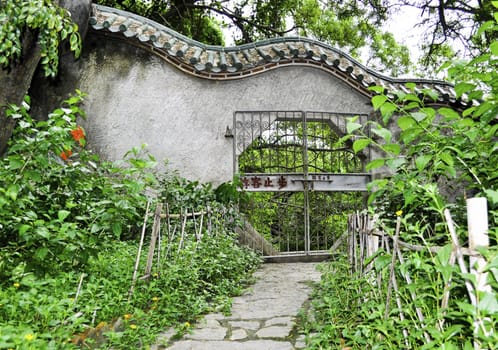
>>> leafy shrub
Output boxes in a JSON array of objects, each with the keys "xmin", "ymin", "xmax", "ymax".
[
  {"xmin": 0, "ymin": 92, "xmax": 154, "ymax": 277},
  {"xmin": 304, "ymin": 3, "xmax": 498, "ymax": 348}
]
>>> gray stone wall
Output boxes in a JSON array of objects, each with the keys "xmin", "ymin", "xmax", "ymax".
[{"xmin": 30, "ymin": 35, "xmax": 372, "ymax": 185}]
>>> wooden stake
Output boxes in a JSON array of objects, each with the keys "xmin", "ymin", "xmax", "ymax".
[
  {"xmin": 129, "ymin": 200, "xmax": 151, "ymax": 300},
  {"xmin": 75, "ymin": 273, "xmax": 86, "ymax": 302},
  {"xmin": 384, "ymin": 216, "xmax": 401, "ymax": 319},
  {"xmin": 177, "ymin": 209, "xmax": 187, "ymax": 253},
  {"xmin": 396, "ymin": 246, "xmax": 431, "ymax": 343},
  {"xmin": 144, "ymin": 204, "xmax": 162, "ymax": 279},
  {"xmin": 439, "ymin": 248, "xmax": 456, "ymax": 331}
]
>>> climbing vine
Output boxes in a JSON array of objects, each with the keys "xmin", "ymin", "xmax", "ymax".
[{"xmin": 0, "ymin": 0, "xmax": 81, "ymax": 76}]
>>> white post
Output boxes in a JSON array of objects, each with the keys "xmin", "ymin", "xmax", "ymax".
[
  {"xmin": 466, "ymin": 197, "xmax": 491, "ymax": 350},
  {"xmin": 467, "ymin": 197, "xmax": 490, "ymax": 292}
]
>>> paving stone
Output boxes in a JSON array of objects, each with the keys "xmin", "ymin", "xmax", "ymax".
[
  {"xmin": 265, "ymin": 316, "xmax": 294, "ymax": 327},
  {"xmin": 167, "ymin": 340, "xmax": 293, "ymax": 350},
  {"xmin": 157, "ymin": 263, "xmax": 320, "ymax": 349},
  {"xmin": 230, "ymin": 328, "xmax": 248, "ymax": 340},
  {"xmin": 150, "ymin": 327, "xmax": 177, "ymax": 349},
  {"xmin": 184, "ymin": 327, "xmax": 227, "ymax": 341},
  {"xmin": 255, "ymin": 325, "xmax": 294, "ymax": 339},
  {"xmin": 196, "ymin": 314, "xmax": 222, "ymax": 328},
  {"xmin": 294, "ymin": 334, "xmax": 306, "ymax": 349},
  {"xmin": 228, "ymin": 320, "xmax": 261, "ymax": 330}
]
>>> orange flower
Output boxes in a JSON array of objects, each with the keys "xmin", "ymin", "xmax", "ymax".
[
  {"xmin": 60, "ymin": 149, "xmax": 73, "ymax": 161},
  {"xmin": 71, "ymin": 126, "xmax": 85, "ymax": 145}
]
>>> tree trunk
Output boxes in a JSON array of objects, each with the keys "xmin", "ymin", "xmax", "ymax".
[
  {"xmin": 0, "ymin": 29, "xmax": 41, "ymax": 155},
  {"xmin": 0, "ymin": 0, "xmax": 91, "ymax": 155}
]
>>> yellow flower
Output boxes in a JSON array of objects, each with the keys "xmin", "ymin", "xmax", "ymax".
[
  {"xmin": 129, "ymin": 324, "xmax": 137, "ymax": 330},
  {"xmin": 396, "ymin": 210, "xmax": 403, "ymax": 217},
  {"xmin": 13, "ymin": 282, "xmax": 20, "ymax": 288},
  {"xmin": 184, "ymin": 322, "xmax": 190, "ymax": 327},
  {"xmin": 124, "ymin": 314, "xmax": 132, "ymax": 320},
  {"xmin": 152, "ymin": 296, "xmax": 159, "ymax": 302},
  {"xmin": 24, "ymin": 334, "xmax": 35, "ymax": 341}
]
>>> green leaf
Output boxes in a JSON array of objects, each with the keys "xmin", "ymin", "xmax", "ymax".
[
  {"xmin": 411, "ymin": 111, "xmax": 427, "ymax": 122},
  {"xmin": 6, "ymin": 184, "xmax": 19, "ymax": 201},
  {"xmin": 366, "ymin": 158, "xmax": 385, "ymax": 171},
  {"xmin": 380, "ymin": 102, "xmax": 397, "ymax": 122},
  {"xmin": 346, "ymin": 121, "xmax": 362, "ymax": 134},
  {"xmin": 478, "ymin": 292, "xmax": 498, "ymax": 314},
  {"xmin": 352, "ymin": 139, "xmax": 371, "ymax": 153},
  {"xmin": 405, "ymin": 82, "xmax": 416, "ymax": 90},
  {"xmin": 457, "ymin": 301, "xmax": 476, "ymax": 316},
  {"xmin": 18, "ymin": 224, "xmax": 31, "ymax": 236},
  {"xmin": 35, "ymin": 226, "xmax": 50, "ymax": 239},
  {"xmin": 415, "ymin": 155, "xmax": 432, "ymax": 171},
  {"xmin": 477, "ymin": 20, "xmax": 495, "ymax": 36},
  {"xmin": 368, "ymin": 86, "xmax": 385, "ymax": 94},
  {"xmin": 374, "ymin": 254, "xmax": 391, "ymax": 271},
  {"xmin": 439, "ymin": 152, "xmax": 454, "ymax": 166},
  {"xmin": 454, "ymin": 82, "xmax": 476, "ymax": 98},
  {"xmin": 491, "ymin": 41, "xmax": 498, "ymax": 56},
  {"xmin": 397, "ymin": 116, "xmax": 415, "ymax": 130},
  {"xmin": 57, "ymin": 210, "xmax": 71, "ymax": 222},
  {"xmin": 484, "ymin": 189, "xmax": 498, "ymax": 204},
  {"xmin": 8, "ymin": 156, "xmax": 24, "ymax": 170},
  {"xmin": 371, "ymin": 128, "xmax": 392, "ymax": 143},
  {"xmin": 386, "ymin": 157, "xmax": 406, "ymax": 170},
  {"xmin": 112, "ymin": 222, "xmax": 122, "ymax": 236},
  {"xmin": 383, "ymin": 143, "xmax": 400, "ymax": 155},
  {"xmin": 438, "ymin": 107, "xmax": 460, "ymax": 121},
  {"xmin": 35, "ymin": 247, "xmax": 49, "ymax": 260},
  {"xmin": 372, "ymin": 95, "xmax": 388, "ymax": 110}
]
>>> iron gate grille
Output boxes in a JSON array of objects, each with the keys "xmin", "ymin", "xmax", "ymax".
[{"xmin": 234, "ymin": 111, "xmax": 370, "ymax": 257}]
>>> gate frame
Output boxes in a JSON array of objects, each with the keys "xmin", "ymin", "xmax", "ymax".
[{"xmin": 233, "ymin": 110, "xmax": 371, "ymax": 258}]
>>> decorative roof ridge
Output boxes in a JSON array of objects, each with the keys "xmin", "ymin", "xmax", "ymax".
[{"xmin": 89, "ymin": 4, "xmax": 466, "ymax": 107}]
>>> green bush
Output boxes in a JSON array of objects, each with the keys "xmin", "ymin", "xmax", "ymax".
[
  {"xmin": 0, "ymin": 92, "xmax": 155, "ymax": 277},
  {"xmin": 304, "ymin": 3, "xmax": 498, "ymax": 348}
]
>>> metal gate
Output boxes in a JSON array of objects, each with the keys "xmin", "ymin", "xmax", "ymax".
[{"xmin": 234, "ymin": 111, "xmax": 370, "ymax": 258}]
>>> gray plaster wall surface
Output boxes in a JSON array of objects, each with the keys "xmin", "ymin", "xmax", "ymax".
[{"xmin": 31, "ymin": 36, "xmax": 373, "ymax": 185}]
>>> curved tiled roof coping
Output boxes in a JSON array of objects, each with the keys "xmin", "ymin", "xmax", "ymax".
[{"xmin": 89, "ymin": 4, "xmax": 466, "ymax": 108}]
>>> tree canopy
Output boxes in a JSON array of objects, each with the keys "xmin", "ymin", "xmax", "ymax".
[{"xmin": 94, "ymin": 0, "xmax": 496, "ymax": 77}]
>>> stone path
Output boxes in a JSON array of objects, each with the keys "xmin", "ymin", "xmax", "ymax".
[{"xmin": 151, "ymin": 262, "xmax": 321, "ymax": 350}]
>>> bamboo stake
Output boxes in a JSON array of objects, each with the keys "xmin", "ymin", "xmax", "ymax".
[
  {"xmin": 439, "ymin": 248, "xmax": 457, "ymax": 331},
  {"xmin": 144, "ymin": 204, "xmax": 162, "ymax": 279},
  {"xmin": 444, "ymin": 209, "xmax": 477, "ymax": 307},
  {"xmin": 191, "ymin": 207, "xmax": 198, "ymax": 241},
  {"xmin": 198, "ymin": 211, "xmax": 204, "ymax": 241},
  {"xmin": 207, "ymin": 206, "xmax": 212, "ymax": 235},
  {"xmin": 156, "ymin": 211, "xmax": 162, "ymax": 277},
  {"xmin": 177, "ymin": 209, "xmax": 188, "ymax": 253},
  {"xmin": 165, "ymin": 203, "xmax": 172, "ymax": 258},
  {"xmin": 384, "ymin": 216, "xmax": 401, "ymax": 319},
  {"xmin": 160, "ymin": 210, "xmax": 206, "ymax": 219},
  {"xmin": 128, "ymin": 200, "xmax": 151, "ymax": 300},
  {"xmin": 75, "ymin": 273, "xmax": 86, "ymax": 302},
  {"xmin": 396, "ymin": 246, "xmax": 432, "ymax": 343},
  {"xmin": 391, "ymin": 266, "xmax": 410, "ymax": 348}
]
